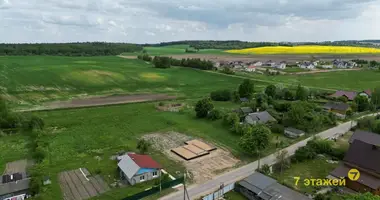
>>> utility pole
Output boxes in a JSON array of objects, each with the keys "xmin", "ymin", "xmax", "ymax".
[
  {"xmin": 257, "ymin": 150, "xmax": 261, "ymax": 170},
  {"xmin": 183, "ymin": 171, "xmax": 186, "ymax": 200},
  {"xmin": 159, "ymin": 170, "xmax": 162, "ymax": 193}
]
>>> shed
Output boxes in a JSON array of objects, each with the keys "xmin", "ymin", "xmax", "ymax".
[{"xmin": 284, "ymin": 127, "xmax": 305, "ymax": 138}]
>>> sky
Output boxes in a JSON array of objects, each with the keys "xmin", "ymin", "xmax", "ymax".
[{"xmin": 1, "ymin": 0, "xmax": 380, "ymax": 43}]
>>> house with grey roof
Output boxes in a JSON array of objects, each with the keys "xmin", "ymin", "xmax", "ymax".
[
  {"xmin": 117, "ymin": 153, "xmax": 161, "ymax": 185},
  {"xmin": 0, "ymin": 175, "xmax": 30, "ymax": 200},
  {"xmin": 349, "ymin": 130, "xmax": 380, "ymax": 146},
  {"xmin": 238, "ymin": 107, "xmax": 254, "ymax": 116},
  {"xmin": 284, "ymin": 127, "xmax": 305, "ymax": 138},
  {"xmin": 244, "ymin": 111, "xmax": 276, "ymax": 125},
  {"xmin": 236, "ymin": 172, "xmax": 309, "ymax": 200}
]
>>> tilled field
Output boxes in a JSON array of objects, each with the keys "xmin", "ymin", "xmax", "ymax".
[{"xmin": 58, "ymin": 168, "xmax": 110, "ymax": 200}]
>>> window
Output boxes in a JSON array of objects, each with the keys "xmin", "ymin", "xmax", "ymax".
[
  {"xmin": 153, "ymin": 171, "xmax": 158, "ymax": 177},
  {"xmin": 140, "ymin": 175, "xmax": 145, "ymax": 181}
]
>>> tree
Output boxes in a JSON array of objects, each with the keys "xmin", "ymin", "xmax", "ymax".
[
  {"xmin": 276, "ymin": 150, "xmax": 290, "ymax": 177},
  {"xmin": 238, "ymin": 79, "xmax": 254, "ymax": 99},
  {"xmin": 207, "ymin": 109, "xmax": 222, "ymax": 120},
  {"xmin": 354, "ymin": 95, "xmax": 370, "ymax": 112},
  {"xmin": 239, "ymin": 125, "xmax": 271, "ymax": 155},
  {"xmin": 194, "ymin": 98, "xmax": 214, "ymax": 118},
  {"xmin": 283, "ymin": 103, "xmax": 307, "ymax": 127},
  {"xmin": 137, "ymin": 139, "xmax": 150, "ymax": 154},
  {"xmin": 265, "ymin": 85, "xmax": 277, "ymax": 98},
  {"xmin": 295, "ymin": 84, "xmax": 308, "ymax": 101},
  {"xmin": 256, "ymin": 93, "xmax": 268, "ymax": 108},
  {"xmin": 283, "ymin": 89, "xmax": 294, "ymax": 100},
  {"xmin": 27, "ymin": 116, "xmax": 45, "ymax": 131},
  {"xmin": 153, "ymin": 56, "xmax": 171, "ymax": 68},
  {"xmin": 210, "ymin": 89, "xmax": 231, "ymax": 101},
  {"xmin": 371, "ymin": 88, "xmax": 380, "ymax": 108},
  {"xmin": 337, "ymin": 96, "xmax": 348, "ymax": 103},
  {"xmin": 222, "ymin": 113, "xmax": 240, "ymax": 127},
  {"xmin": 258, "ymin": 164, "xmax": 271, "ymax": 175}
]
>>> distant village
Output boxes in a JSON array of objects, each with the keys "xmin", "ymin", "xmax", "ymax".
[{"xmin": 215, "ymin": 59, "xmax": 361, "ymax": 73}]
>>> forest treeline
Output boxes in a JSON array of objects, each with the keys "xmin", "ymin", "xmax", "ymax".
[
  {"xmin": 143, "ymin": 40, "xmax": 380, "ymax": 49},
  {"xmin": 0, "ymin": 42, "xmax": 143, "ymax": 56}
]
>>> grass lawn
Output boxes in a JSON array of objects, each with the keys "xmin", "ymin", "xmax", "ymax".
[
  {"xmin": 0, "ymin": 134, "xmax": 30, "ymax": 173},
  {"xmin": 121, "ymin": 45, "xmax": 229, "ymax": 56},
  {"xmin": 333, "ymin": 131, "xmax": 353, "ymax": 151},
  {"xmin": 282, "ymin": 67, "xmax": 309, "ymax": 73},
  {"xmin": 30, "ymin": 102, "xmax": 245, "ymax": 199},
  {"xmin": 243, "ymin": 70, "xmax": 380, "ymax": 91},
  {"xmin": 273, "ymin": 157, "xmax": 339, "ymax": 194},
  {"xmin": 0, "ymin": 56, "xmax": 259, "ymax": 107},
  {"xmin": 224, "ymin": 191, "xmax": 247, "ymax": 200}
]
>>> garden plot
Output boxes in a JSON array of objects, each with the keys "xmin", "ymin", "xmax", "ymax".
[
  {"xmin": 142, "ymin": 132, "xmax": 240, "ymax": 183},
  {"xmin": 58, "ymin": 168, "xmax": 110, "ymax": 200}
]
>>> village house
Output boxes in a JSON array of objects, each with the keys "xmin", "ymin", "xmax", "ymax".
[
  {"xmin": 358, "ymin": 89, "xmax": 372, "ymax": 99},
  {"xmin": 253, "ymin": 61, "xmax": 263, "ymax": 67},
  {"xmin": 236, "ymin": 172, "xmax": 309, "ymax": 200},
  {"xmin": 349, "ymin": 130, "xmax": 380, "ymax": 145},
  {"xmin": 274, "ymin": 61, "xmax": 287, "ymax": 69},
  {"xmin": 263, "ymin": 60, "xmax": 276, "ymax": 67},
  {"xmin": 245, "ymin": 65, "xmax": 256, "ymax": 72},
  {"xmin": 117, "ymin": 153, "xmax": 161, "ymax": 185},
  {"xmin": 244, "ymin": 111, "xmax": 276, "ymax": 125},
  {"xmin": 284, "ymin": 127, "xmax": 305, "ymax": 138},
  {"xmin": 329, "ymin": 90, "xmax": 357, "ymax": 101},
  {"xmin": 298, "ymin": 61, "xmax": 315, "ymax": 69},
  {"xmin": 333, "ymin": 59, "xmax": 357, "ymax": 69},
  {"xmin": 235, "ymin": 107, "xmax": 254, "ymax": 116},
  {"xmin": 323, "ymin": 101, "xmax": 351, "ymax": 119},
  {"xmin": 0, "ymin": 173, "xmax": 30, "ymax": 200},
  {"xmin": 329, "ymin": 135, "xmax": 380, "ymax": 195}
]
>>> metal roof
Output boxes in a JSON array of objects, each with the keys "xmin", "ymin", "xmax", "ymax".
[
  {"xmin": 117, "ymin": 155, "xmax": 140, "ymax": 179},
  {"xmin": 349, "ymin": 130, "xmax": 380, "ymax": 146},
  {"xmin": 0, "ymin": 178, "xmax": 30, "ymax": 196},
  {"xmin": 285, "ymin": 127, "xmax": 305, "ymax": 135}
]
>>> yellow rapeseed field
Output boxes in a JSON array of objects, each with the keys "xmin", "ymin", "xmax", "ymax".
[{"xmin": 225, "ymin": 45, "xmax": 380, "ymax": 54}]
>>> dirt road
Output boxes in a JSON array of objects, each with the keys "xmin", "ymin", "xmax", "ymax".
[
  {"xmin": 20, "ymin": 94, "xmax": 176, "ymax": 112},
  {"xmin": 291, "ymin": 68, "xmax": 363, "ymax": 75}
]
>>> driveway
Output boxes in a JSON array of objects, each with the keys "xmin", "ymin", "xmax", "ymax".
[{"xmin": 159, "ymin": 117, "xmax": 368, "ymax": 200}]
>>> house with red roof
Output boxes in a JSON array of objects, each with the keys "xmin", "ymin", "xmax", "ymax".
[
  {"xmin": 358, "ymin": 89, "xmax": 372, "ymax": 99},
  {"xmin": 117, "ymin": 153, "xmax": 161, "ymax": 185},
  {"xmin": 329, "ymin": 90, "xmax": 358, "ymax": 101},
  {"xmin": 245, "ymin": 65, "xmax": 256, "ymax": 72}
]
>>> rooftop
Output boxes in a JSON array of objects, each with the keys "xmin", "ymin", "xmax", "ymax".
[
  {"xmin": 343, "ymin": 140, "xmax": 380, "ymax": 174},
  {"xmin": 349, "ymin": 130, "xmax": 380, "ymax": 146}
]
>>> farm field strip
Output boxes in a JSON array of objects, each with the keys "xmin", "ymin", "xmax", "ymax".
[{"xmin": 226, "ymin": 45, "xmax": 380, "ymax": 54}]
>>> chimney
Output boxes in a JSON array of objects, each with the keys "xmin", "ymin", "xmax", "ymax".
[{"xmin": 10, "ymin": 174, "xmax": 13, "ymax": 181}]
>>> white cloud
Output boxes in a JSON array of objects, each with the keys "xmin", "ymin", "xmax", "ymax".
[{"xmin": 0, "ymin": 0, "xmax": 380, "ymax": 43}]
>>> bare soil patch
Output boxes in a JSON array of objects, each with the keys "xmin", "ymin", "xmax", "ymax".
[
  {"xmin": 3, "ymin": 159, "xmax": 34, "ymax": 174},
  {"xmin": 31, "ymin": 94, "xmax": 176, "ymax": 111},
  {"xmin": 142, "ymin": 132, "xmax": 240, "ymax": 183},
  {"xmin": 156, "ymin": 103, "xmax": 185, "ymax": 112},
  {"xmin": 168, "ymin": 54, "xmax": 380, "ymax": 63},
  {"xmin": 58, "ymin": 168, "xmax": 110, "ymax": 200},
  {"xmin": 117, "ymin": 55, "xmax": 137, "ymax": 59}
]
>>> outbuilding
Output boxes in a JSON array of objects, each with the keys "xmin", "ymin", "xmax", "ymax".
[{"xmin": 284, "ymin": 127, "xmax": 305, "ymax": 138}]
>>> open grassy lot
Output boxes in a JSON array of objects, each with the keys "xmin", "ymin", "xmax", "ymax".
[
  {"xmin": 0, "ymin": 134, "xmax": 29, "ymax": 173},
  {"xmin": 245, "ymin": 70, "xmax": 380, "ymax": 91},
  {"xmin": 0, "ymin": 56, "xmax": 257, "ymax": 107},
  {"xmin": 273, "ymin": 157, "xmax": 339, "ymax": 194},
  {"xmin": 224, "ymin": 191, "xmax": 247, "ymax": 200},
  {"xmin": 24, "ymin": 98, "xmax": 298, "ymax": 199}
]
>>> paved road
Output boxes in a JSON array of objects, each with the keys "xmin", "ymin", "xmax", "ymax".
[{"xmin": 159, "ymin": 119, "xmax": 362, "ymax": 200}]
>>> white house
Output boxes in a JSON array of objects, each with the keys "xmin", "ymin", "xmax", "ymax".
[
  {"xmin": 298, "ymin": 62, "xmax": 315, "ymax": 69},
  {"xmin": 253, "ymin": 61, "xmax": 263, "ymax": 67},
  {"xmin": 245, "ymin": 66, "xmax": 256, "ymax": 72},
  {"xmin": 274, "ymin": 62, "xmax": 287, "ymax": 69},
  {"xmin": 117, "ymin": 153, "xmax": 161, "ymax": 185}
]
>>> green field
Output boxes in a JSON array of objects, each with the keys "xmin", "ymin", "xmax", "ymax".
[
  {"xmin": 224, "ymin": 191, "xmax": 247, "ymax": 200},
  {"xmin": 0, "ymin": 56, "xmax": 259, "ymax": 107},
  {"xmin": 0, "ymin": 134, "xmax": 30, "ymax": 173},
  {"xmin": 245, "ymin": 70, "xmax": 380, "ymax": 91},
  {"xmin": 273, "ymin": 157, "xmax": 339, "ymax": 194},
  {"xmin": 121, "ymin": 45, "xmax": 228, "ymax": 56}
]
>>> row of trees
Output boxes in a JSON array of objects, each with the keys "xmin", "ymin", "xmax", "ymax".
[
  {"xmin": 0, "ymin": 43, "xmax": 142, "ymax": 56},
  {"xmin": 138, "ymin": 54, "xmax": 215, "ymax": 70},
  {"xmin": 0, "ymin": 98, "xmax": 44, "ymax": 133}
]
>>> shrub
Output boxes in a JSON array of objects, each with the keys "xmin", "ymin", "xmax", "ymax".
[
  {"xmin": 137, "ymin": 139, "xmax": 150, "ymax": 154},
  {"xmin": 153, "ymin": 56, "xmax": 171, "ymax": 68},
  {"xmin": 270, "ymin": 123, "xmax": 284, "ymax": 134},
  {"xmin": 29, "ymin": 176, "xmax": 42, "ymax": 196},
  {"xmin": 294, "ymin": 146, "xmax": 317, "ymax": 162},
  {"xmin": 222, "ymin": 113, "xmax": 240, "ymax": 127},
  {"xmin": 194, "ymin": 98, "xmax": 214, "ymax": 118},
  {"xmin": 210, "ymin": 89, "xmax": 232, "ymax": 101},
  {"xmin": 158, "ymin": 102, "xmax": 165, "ymax": 106},
  {"xmin": 258, "ymin": 164, "xmax": 271, "ymax": 175},
  {"xmin": 207, "ymin": 109, "xmax": 222, "ymax": 120}
]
